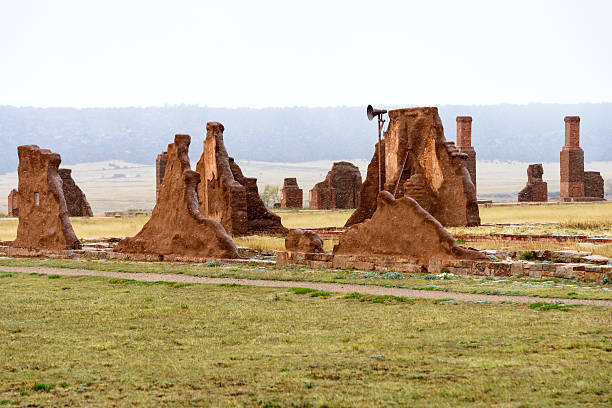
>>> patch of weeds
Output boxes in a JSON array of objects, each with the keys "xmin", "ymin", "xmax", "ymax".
[
  {"xmin": 32, "ymin": 382, "xmax": 54, "ymax": 392},
  {"xmin": 434, "ymin": 298, "xmax": 458, "ymax": 304},
  {"xmin": 108, "ymin": 278, "xmax": 136, "ymax": 284},
  {"xmin": 203, "ymin": 260, "xmax": 221, "ymax": 267},
  {"xmin": 309, "ymin": 290, "xmax": 331, "ymax": 298},
  {"xmin": 456, "ymin": 238, "xmax": 465, "ymax": 245},
  {"xmin": 520, "ymin": 251, "xmax": 536, "ymax": 261},
  {"xmin": 410, "ymin": 373, "xmax": 425, "ymax": 379},
  {"xmin": 423, "ymin": 274, "xmax": 437, "ymax": 280},
  {"xmin": 304, "ymin": 381, "xmax": 313, "ymax": 389},
  {"xmin": 332, "ymin": 275, "xmax": 345, "ymax": 279},
  {"xmin": 59, "ymin": 381, "xmax": 69, "ymax": 388},
  {"xmin": 218, "ymin": 272, "xmax": 237, "ymax": 278},
  {"xmin": 0, "ymin": 272, "xmax": 15, "ymax": 278},
  {"xmin": 289, "ymin": 287, "xmax": 318, "ymax": 295},
  {"xmin": 152, "ymin": 281, "xmax": 193, "ymax": 288},
  {"xmin": 485, "ymin": 276, "xmax": 497, "ymax": 281},
  {"xmin": 343, "ymin": 292, "xmax": 417, "ymax": 304},
  {"xmin": 603, "ymin": 276, "xmax": 611, "ymax": 285},
  {"xmin": 363, "ymin": 272, "xmax": 379, "ymax": 278},
  {"xmin": 370, "ymin": 354, "xmax": 385, "ymax": 359},
  {"xmin": 29, "ymin": 272, "xmax": 43, "ymax": 276},
  {"xmin": 217, "ymin": 283, "xmax": 242, "ymax": 287},
  {"xmin": 262, "ymin": 403, "xmax": 282, "ymax": 408},
  {"xmin": 47, "ymin": 274, "xmax": 61, "ymax": 279},
  {"xmin": 382, "ymin": 271, "xmax": 402, "ymax": 279},
  {"xmin": 529, "ymin": 302, "xmax": 572, "ymax": 311},
  {"xmin": 61, "ymin": 287, "xmax": 70, "ymax": 290}
]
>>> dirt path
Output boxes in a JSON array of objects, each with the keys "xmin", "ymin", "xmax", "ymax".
[{"xmin": 2, "ymin": 265, "xmax": 611, "ymax": 306}]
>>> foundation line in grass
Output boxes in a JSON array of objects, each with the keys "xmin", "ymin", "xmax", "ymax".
[{"xmin": 2, "ymin": 265, "xmax": 611, "ymax": 307}]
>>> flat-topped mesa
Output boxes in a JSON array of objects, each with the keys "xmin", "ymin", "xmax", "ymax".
[
  {"xmin": 518, "ymin": 164, "xmax": 548, "ymax": 202},
  {"xmin": 7, "ymin": 189, "xmax": 19, "ymax": 217},
  {"xmin": 335, "ymin": 192, "xmax": 488, "ymax": 269},
  {"xmin": 281, "ymin": 178, "xmax": 303, "ymax": 208},
  {"xmin": 560, "ymin": 116, "xmax": 585, "ymax": 198},
  {"xmin": 10, "ymin": 145, "xmax": 81, "ymax": 250},
  {"xmin": 456, "ymin": 116, "xmax": 476, "ymax": 192},
  {"xmin": 58, "ymin": 169, "xmax": 93, "ymax": 217},
  {"xmin": 346, "ymin": 107, "xmax": 480, "ymax": 228},
  {"xmin": 115, "ymin": 134, "xmax": 238, "ymax": 259},
  {"xmin": 309, "ymin": 161, "xmax": 362, "ymax": 209},
  {"xmin": 196, "ymin": 122, "xmax": 287, "ymax": 235}
]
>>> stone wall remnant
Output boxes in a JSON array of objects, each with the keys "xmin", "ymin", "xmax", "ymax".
[
  {"xmin": 7, "ymin": 189, "xmax": 19, "ymax": 217},
  {"xmin": 58, "ymin": 169, "xmax": 93, "ymax": 217},
  {"xmin": 518, "ymin": 164, "xmax": 548, "ymax": 202},
  {"xmin": 285, "ymin": 228, "xmax": 324, "ymax": 253},
  {"xmin": 280, "ymin": 178, "xmax": 303, "ymax": 208},
  {"xmin": 584, "ymin": 171, "xmax": 604, "ymax": 199},
  {"xmin": 335, "ymin": 191, "xmax": 488, "ymax": 269},
  {"xmin": 10, "ymin": 145, "xmax": 81, "ymax": 250},
  {"xmin": 456, "ymin": 116, "xmax": 476, "ymax": 193},
  {"xmin": 309, "ymin": 162, "xmax": 361, "ymax": 209},
  {"xmin": 155, "ymin": 151, "xmax": 168, "ymax": 202},
  {"xmin": 196, "ymin": 122, "xmax": 287, "ymax": 235},
  {"xmin": 115, "ymin": 134, "xmax": 238, "ymax": 258},
  {"xmin": 560, "ymin": 116, "xmax": 585, "ymax": 198},
  {"xmin": 346, "ymin": 107, "xmax": 480, "ymax": 228}
]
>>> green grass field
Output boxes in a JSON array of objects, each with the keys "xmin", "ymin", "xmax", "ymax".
[{"xmin": 1, "ymin": 273, "xmax": 610, "ymax": 407}]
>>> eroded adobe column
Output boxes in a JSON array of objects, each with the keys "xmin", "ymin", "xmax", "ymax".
[
  {"xmin": 456, "ymin": 116, "xmax": 476, "ymax": 193},
  {"xmin": 560, "ymin": 116, "xmax": 584, "ymax": 198},
  {"xmin": 155, "ymin": 151, "xmax": 168, "ymax": 202}
]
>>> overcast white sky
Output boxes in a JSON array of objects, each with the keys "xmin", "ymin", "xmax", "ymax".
[{"xmin": 1, "ymin": 0, "xmax": 611, "ymax": 108}]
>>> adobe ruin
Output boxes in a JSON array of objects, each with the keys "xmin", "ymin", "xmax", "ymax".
[
  {"xmin": 196, "ymin": 122, "xmax": 287, "ymax": 235},
  {"xmin": 560, "ymin": 116, "xmax": 605, "ymax": 200},
  {"xmin": 155, "ymin": 151, "xmax": 168, "ymax": 202},
  {"xmin": 59, "ymin": 169, "xmax": 94, "ymax": 217},
  {"xmin": 345, "ymin": 107, "xmax": 480, "ymax": 228},
  {"xmin": 518, "ymin": 164, "xmax": 548, "ymax": 202},
  {"xmin": 115, "ymin": 134, "xmax": 238, "ymax": 259},
  {"xmin": 584, "ymin": 171, "xmax": 604, "ymax": 199},
  {"xmin": 309, "ymin": 162, "xmax": 362, "ymax": 209},
  {"xmin": 456, "ymin": 116, "xmax": 476, "ymax": 193},
  {"xmin": 335, "ymin": 191, "xmax": 488, "ymax": 269},
  {"xmin": 560, "ymin": 116, "xmax": 585, "ymax": 198},
  {"xmin": 280, "ymin": 178, "xmax": 303, "ymax": 208},
  {"xmin": 10, "ymin": 145, "xmax": 81, "ymax": 250},
  {"xmin": 7, "ymin": 189, "xmax": 19, "ymax": 217}
]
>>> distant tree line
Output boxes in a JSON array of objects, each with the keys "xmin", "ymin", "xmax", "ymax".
[{"xmin": 0, "ymin": 103, "xmax": 610, "ymax": 175}]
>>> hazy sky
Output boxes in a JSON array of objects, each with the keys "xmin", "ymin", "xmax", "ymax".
[{"xmin": 1, "ymin": 0, "xmax": 611, "ymax": 108}]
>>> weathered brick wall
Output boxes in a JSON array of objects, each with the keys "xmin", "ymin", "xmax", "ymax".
[
  {"xmin": 456, "ymin": 116, "xmax": 476, "ymax": 192},
  {"xmin": 560, "ymin": 116, "xmax": 585, "ymax": 198},
  {"xmin": 280, "ymin": 178, "xmax": 303, "ymax": 208},
  {"xmin": 155, "ymin": 151, "xmax": 168, "ymax": 202},
  {"xmin": 7, "ymin": 189, "xmax": 19, "ymax": 217},
  {"xmin": 518, "ymin": 164, "xmax": 547, "ymax": 202},
  {"xmin": 584, "ymin": 171, "xmax": 604, "ymax": 198}
]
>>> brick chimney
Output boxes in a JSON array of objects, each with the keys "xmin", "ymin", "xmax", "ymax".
[
  {"xmin": 456, "ymin": 116, "xmax": 476, "ymax": 193},
  {"xmin": 560, "ymin": 116, "xmax": 584, "ymax": 198}
]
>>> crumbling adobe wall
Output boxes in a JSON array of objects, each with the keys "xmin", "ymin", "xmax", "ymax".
[
  {"xmin": 309, "ymin": 162, "xmax": 361, "ymax": 209},
  {"xmin": 7, "ymin": 189, "xmax": 19, "ymax": 217},
  {"xmin": 456, "ymin": 116, "xmax": 477, "ymax": 193},
  {"xmin": 115, "ymin": 134, "xmax": 238, "ymax": 258},
  {"xmin": 346, "ymin": 107, "xmax": 480, "ymax": 228},
  {"xmin": 335, "ymin": 191, "xmax": 487, "ymax": 268},
  {"xmin": 584, "ymin": 171, "xmax": 604, "ymax": 198},
  {"xmin": 196, "ymin": 122, "xmax": 286, "ymax": 235},
  {"xmin": 10, "ymin": 145, "xmax": 81, "ymax": 250},
  {"xmin": 518, "ymin": 164, "xmax": 548, "ymax": 202},
  {"xmin": 281, "ymin": 178, "xmax": 303, "ymax": 208},
  {"xmin": 58, "ymin": 169, "xmax": 93, "ymax": 216},
  {"xmin": 155, "ymin": 151, "xmax": 168, "ymax": 202}
]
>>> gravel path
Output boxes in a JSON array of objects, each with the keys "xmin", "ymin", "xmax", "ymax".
[{"xmin": 2, "ymin": 265, "xmax": 611, "ymax": 306}]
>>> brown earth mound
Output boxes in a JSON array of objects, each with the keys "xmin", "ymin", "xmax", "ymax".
[
  {"xmin": 345, "ymin": 107, "xmax": 480, "ymax": 228},
  {"xmin": 285, "ymin": 229, "xmax": 324, "ymax": 253},
  {"xmin": 10, "ymin": 145, "xmax": 81, "ymax": 250},
  {"xmin": 115, "ymin": 134, "xmax": 238, "ymax": 259},
  {"xmin": 335, "ymin": 191, "xmax": 488, "ymax": 268}
]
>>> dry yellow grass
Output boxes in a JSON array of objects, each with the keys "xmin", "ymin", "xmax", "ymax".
[{"xmin": 275, "ymin": 209, "xmax": 354, "ymax": 228}]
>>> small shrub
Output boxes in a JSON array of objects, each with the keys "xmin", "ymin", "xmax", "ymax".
[
  {"xmin": 47, "ymin": 274, "xmax": 61, "ymax": 279},
  {"xmin": 382, "ymin": 271, "xmax": 402, "ymax": 280},
  {"xmin": 603, "ymin": 276, "xmax": 611, "ymax": 285},
  {"xmin": 0, "ymin": 273, "xmax": 15, "ymax": 278},
  {"xmin": 529, "ymin": 302, "xmax": 572, "ymax": 311},
  {"xmin": 423, "ymin": 274, "xmax": 437, "ymax": 280},
  {"xmin": 456, "ymin": 238, "xmax": 465, "ymax": 245},
  {"xmin": 203, "ymin": 260, "xmax": 221, "ymax": 267},
  {"xmin": 32, "ymin": 383, "xmax": 54, "ymax": 392},
  {"xmin": 520, "ymin": 251, "xmax": 536, "ymax": 261},
  {"xmin": 108, "ymin": 278, "xmax": 136, "ymax": 284},
  {"xmin": 309, "ymin": 290, "xmax": 331, "ymax": 298}
]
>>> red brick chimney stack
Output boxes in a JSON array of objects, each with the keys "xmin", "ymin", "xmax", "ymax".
[{"xmin": 456, "ymin": 116, "xmax": 476, "ymax": 193}]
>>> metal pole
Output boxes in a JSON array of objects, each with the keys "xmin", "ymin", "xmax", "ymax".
[{"xmin": 377, "ymin": 116, "xmax": 383, "ymax": 192}]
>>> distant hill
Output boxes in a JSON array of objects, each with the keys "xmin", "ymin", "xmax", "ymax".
[{"xmin": 0, "ymin": 103, "xmax": 610, "ymax": 175}]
